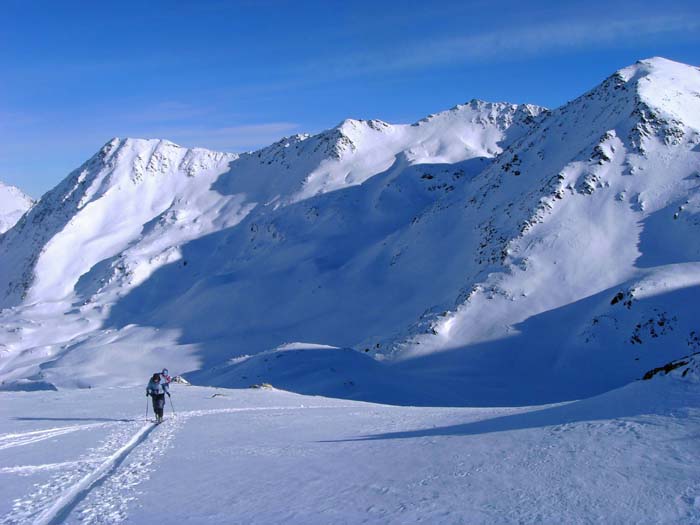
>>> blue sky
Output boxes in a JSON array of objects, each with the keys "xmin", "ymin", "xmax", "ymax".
[{"xmin": 2, "ymin": 0, "xmax": 699, "ymax": 197}]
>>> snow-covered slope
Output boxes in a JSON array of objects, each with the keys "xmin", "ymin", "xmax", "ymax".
[
  {"xmin": 0, "ymin": 139, "xmax": 238, "ymax": 309},
  {"xmin": 0, "ymin": 371, "xmax": 698, "ymax": 524},
  {"xmin": 215, "ymin": 101, "xmax": 544, "ymax": 207},
  {"xmin": 2, "ymin": 58, "xmax": 698, "ymax": 525},
  {"xmin": 0, "ymin": 100, "xmax": 545, "ymax": 393},
  {"xmin": 0, "ymin": 182, "xmax": 33, "ymax": 234},
  {"xmin": 409, "ymin": 57, "xmax": 700, "ymax": 349},
  {"xmin": 0, "ymin": 58, "xmax": 698, "ymax": 407},
  {"xmin": 386, "ymin": 57, "xmax": 700, "ymax": 402}
]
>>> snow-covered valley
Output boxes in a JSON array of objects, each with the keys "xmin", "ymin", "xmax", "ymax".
[
  {"xmin": 1, "ymin": 360, "xmax": 699, "ymax": 524},
  {"xmin": 1, "ymin": 56, "xmax": 700, "ymax": 523}
]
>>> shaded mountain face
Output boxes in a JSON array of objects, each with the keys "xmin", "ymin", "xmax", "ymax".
[
  {"xmin": 393, "ymin": 57, "xmax": 700, "ymax": 401},
  {"xmin": 0, "ymin": 58, "xmax": 698, "ymax": 405},
  {"xmin": 0, "ymin": 181, "xmax": 33, "ymax": 234}
]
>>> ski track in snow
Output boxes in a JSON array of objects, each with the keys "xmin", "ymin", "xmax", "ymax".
[
  {"xmin": 0, "ymin": 460, "xmax": 99, "ymax": 476},
  {"xmin": 0, "ymin": 405, "xmax": 345, "ymax": 525},
  {"xmin": 0, "ymin": 424, "xmax": 110, "ymax": 451}
]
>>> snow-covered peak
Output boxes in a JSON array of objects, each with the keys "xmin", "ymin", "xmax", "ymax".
[
  {"xmin": 285, "ymin": 101, "xmax": 545, "ymax": 202},
  {"xmin": 334, "ymin": 117, "xmax": 390, "ymax": 132},
  {"xmin": 0, "ymin": 139, "xmax": 238, "ymax": 308},
  {"xmin": 417, "ymin": 99, "xmax": 545, "ymax": 127},
  {"xmin": 3, "ymin": 57, "xmax": 699, "ymax": 400},
  {"xmin": 617, "ymin": 56, "xmax": 698, "ymax": 82},
  {"xmin": 406, "ymin": 99, "xmax": 547, "ymax": 161},
  {"xmin": 254, "ymin": 118, "xmax": 393, "ymax": 165},
  {"xmin": 397, "ymin": 57, "xmax": 700, "ymax": 394},
  {"xmin": 213, "ymin": 100, "xmax": 544, "ymax": 207},
  {"xmin": 620, "ymin": 57, "xmax": 700, "ymax": 132},
  {"xmin": 568, "ymin": 57, "xmax": 700, "ymax": 144},
  {"xmin": 36, "ymin": 137, "xmax": 237, "ymax": 216},
  {"xmin": 415, "ymin": 99, "xmax": 546, "ymax": 136},
  {"xmin": 101, "ymin": 137, "xmax": 236, "ymax": 182},
  {"xmin": 0, "ymin": 181, "xmax": 33, "ymax": 234}
]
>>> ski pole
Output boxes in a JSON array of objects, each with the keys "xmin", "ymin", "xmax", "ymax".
[
  {"xmin": 169, "ymin": 395, "xmax": 175, "ymax": 416},
  {"xmin": 145, "ymin": 395, "xmax": 149, "ymax": 420}
]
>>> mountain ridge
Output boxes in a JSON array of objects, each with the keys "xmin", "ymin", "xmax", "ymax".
[{"xmin": 0, "ymin": 57, "xmax": 698, "ymax": 405}]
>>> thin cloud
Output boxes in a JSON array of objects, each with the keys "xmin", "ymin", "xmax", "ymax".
[
  {"xmin": 141, "ymin": 122, "xmax": 302, "ymax": 152},
  {"xmin": 304, "ymin": 14, "xmax": 700, "ymax": 78},
  {"xmin": 0, "ymin": 119, "xmax": 301, "ymax": 157},
  {"xmin": 113, "ymin": 101, "xmax": 220, "ymax": 126},
  {"xmin": 0, "ymin": 110, "xmax": 43, "ymax": 130},
  {"xmin": 0, "ymin": 121, "xmax": 303, "ymax": 197}
]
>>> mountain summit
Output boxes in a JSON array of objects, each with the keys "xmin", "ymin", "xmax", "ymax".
[
  {"xmin": 0, "ymin": 57, "xmax": 698, "ymax": 405},
  {"xmin": 0, "ymin": 181, "xmax": 33, "ymax": 234}
]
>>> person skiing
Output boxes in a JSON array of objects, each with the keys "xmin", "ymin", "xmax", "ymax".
[
  {"xmin": 160, "ymin": 368, "xmax": 172, "ymax": 384},
  {"xmin": 146, "ymin": 372, "xmax": 170, "ymax": 423}
]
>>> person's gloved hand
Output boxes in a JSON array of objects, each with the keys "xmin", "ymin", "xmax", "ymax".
[
  {"xmin": 146, "ymin": 393, "xmax": 149, "ymax": 397},
  {"xmin": 167, "ymin": 392, "xmax": 171, "ymax": 397}
]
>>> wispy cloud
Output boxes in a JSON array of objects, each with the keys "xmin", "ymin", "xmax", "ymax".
[
  {"xmin": 303, "ymin": 14, "xmax": 700, "ymax": 78},
  {"xmin": 0, "ymin": 120, "xmax": 303, "ymax": 197},
  {"xmin": 0, "ymin": 120, "xmax": 301, "ymax": 155},
  {"xmin": 136, "ymin": 122, "xmax": 302, "ymax": 152},
  {"xmin": 0, "ymin": 111, "xmax": 43, "ymax": 130},
  {"xmin": 118, "ymin": 101, "xmax": 217, "ymax": 124}
]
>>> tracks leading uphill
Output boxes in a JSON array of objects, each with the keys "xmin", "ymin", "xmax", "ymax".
[
  {"xmin": 34, "ymin": 422, "xmax": 156, "ymax": 525},
  {"xmin": 0, "ymin": 424, "xmax": 110, "ymax": 451},
  {"xmin": 1, "ymin": 405, "xmax": 346, "ymax": 525}
]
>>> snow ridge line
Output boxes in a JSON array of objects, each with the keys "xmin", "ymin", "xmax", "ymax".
[{"xmin": 31, "ymin": 422, "xmax": 156, "ymax": 525}]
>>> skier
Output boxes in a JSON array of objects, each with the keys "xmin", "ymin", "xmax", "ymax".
[
  {"xmin": 146, "ymin": 372, "xmax": 170, "ymax": 423},
  {"xmin": 160, "ymin": 368, "xmax": 172, "ymax": 384}
]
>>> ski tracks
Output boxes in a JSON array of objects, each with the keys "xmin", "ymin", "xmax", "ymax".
[
  {"xmin": 0, "ymin": 418, "xmax": 150, "ymax": 525},
  {"xmin": 0, "ymin": 424, "xmax": 110, "ymax": 452},
  {"xmin": 68, "ymin": 417, "xmax": 183, "ymax": 525},
  {"xmin": 0, "ymin": 415, "xmax": 182, "ymax": 525},
  {"xmin": 1, "ymin": 404, "xmax": 343, "ymax": 525}
]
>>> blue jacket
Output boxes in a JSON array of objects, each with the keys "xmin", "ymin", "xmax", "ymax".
[{"xmin": 146, "ymin": 377, "xmax": 170, "ymax": 396}]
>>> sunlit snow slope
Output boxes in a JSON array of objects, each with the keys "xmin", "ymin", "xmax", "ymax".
[
  {"xmin": 0, "ymin": 58, "xmax": 698, "ymax": 406},
  {"xmin": 1, "ymin": 362, "xmax": 698, "ymax": 524},
  {"xmin": 0, "ymin": 182, "xmax": 32, "ymax": 234}
]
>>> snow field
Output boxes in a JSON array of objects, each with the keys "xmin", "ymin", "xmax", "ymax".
[{"xmin": 0, "ymin": 379, "xmax": 699, "ymax": 524}]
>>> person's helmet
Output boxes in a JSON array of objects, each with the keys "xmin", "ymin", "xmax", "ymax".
[
  {"xmin": 162, "ymin": 368, "xmax": 169, "ymax": 375},
  {"xmin": 151, "ymin": 373, "xmax": 161, "ymax": 382}
]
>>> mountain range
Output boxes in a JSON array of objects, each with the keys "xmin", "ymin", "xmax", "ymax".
[{"xmin": 1, "ymin": 57, "xmax": 698, "ymax": 406}]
